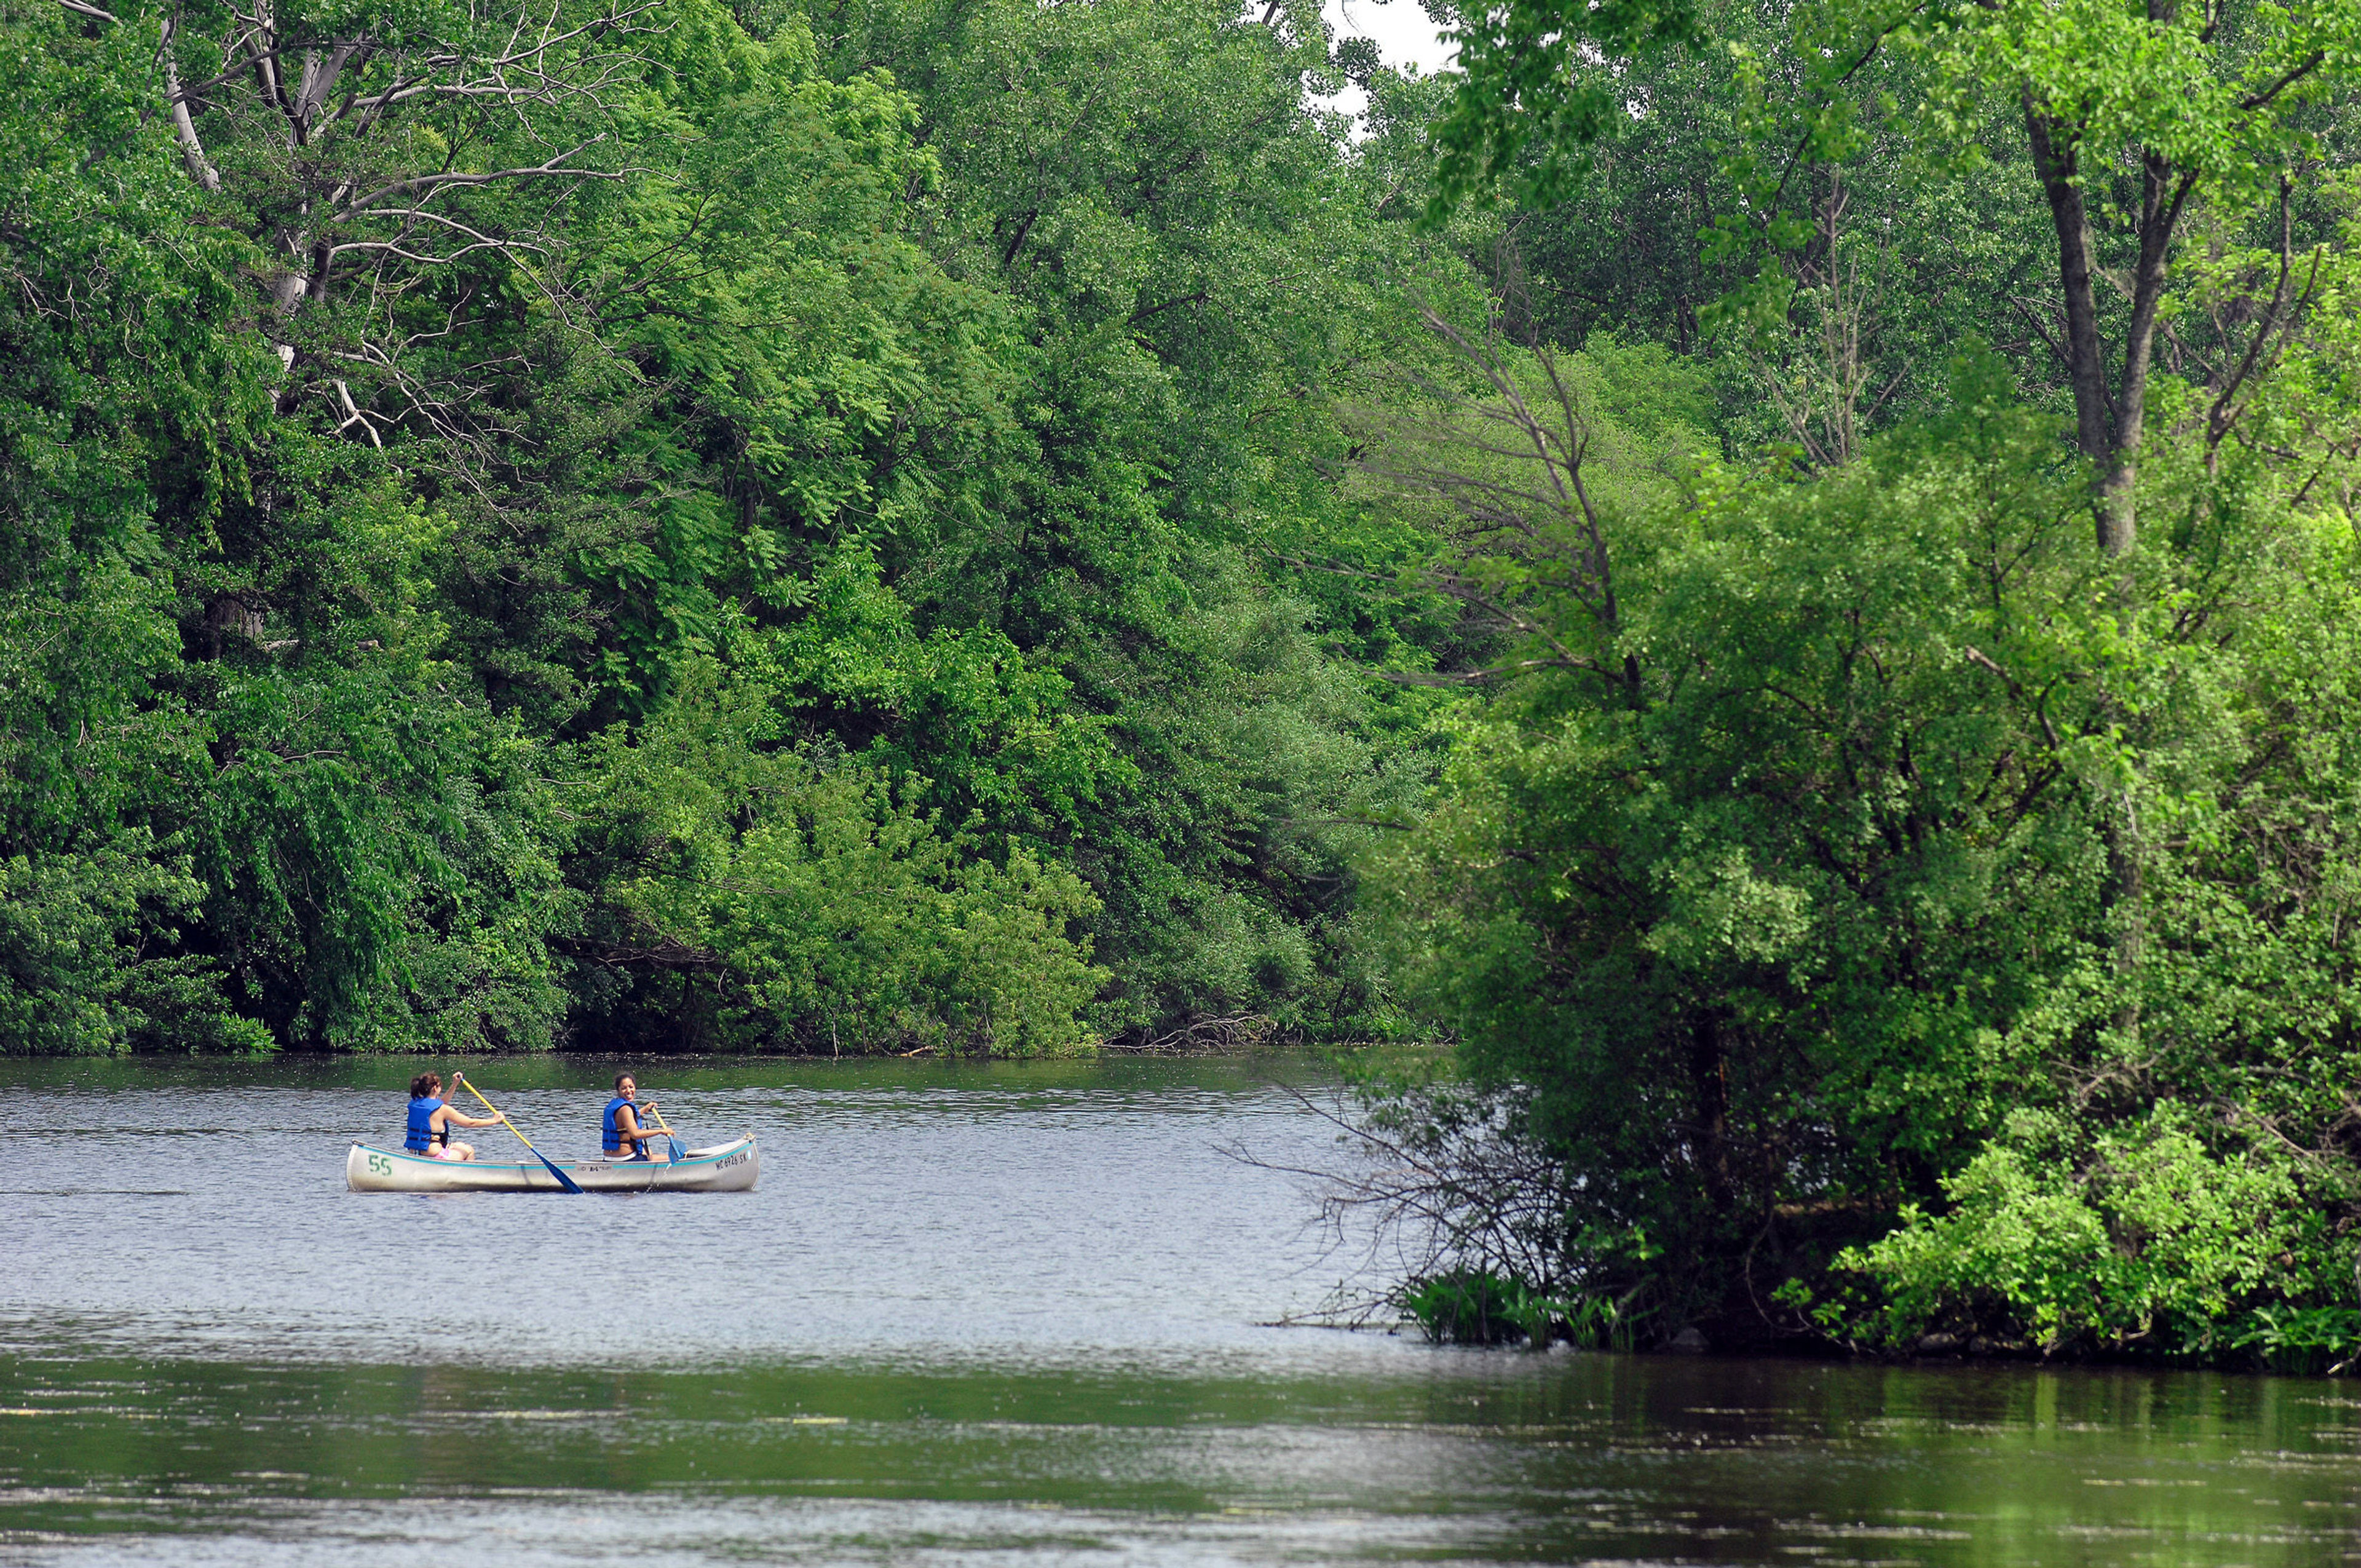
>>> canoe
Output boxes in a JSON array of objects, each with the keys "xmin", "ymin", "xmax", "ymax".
[{"xmin": 346, "ymin": 1136, "xmax": 759, "ymax": 1193}]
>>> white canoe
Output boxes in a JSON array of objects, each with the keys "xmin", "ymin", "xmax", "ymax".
[{"xmin": 346, "ymin": 1136, "xmax": 759, "ymax": 1193}]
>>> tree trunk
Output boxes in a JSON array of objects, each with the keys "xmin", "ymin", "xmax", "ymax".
[
  {"xmin": 1688, "ymin": 1008, "xmax": 1734, "ymax": 1219},
  {"xmin": 160, "ymin": 19, "xmax": 220, "ymax": 192},
  {"xmin": 2024, "ymin": 103, "xmax": 2130, "ymax": 556},
  {"xmin": 2024, "ymin": 104, "xmax": 2169, "ymax": 1036}
]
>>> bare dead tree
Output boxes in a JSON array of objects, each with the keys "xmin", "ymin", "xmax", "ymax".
[
  {"xmin": 1104, "ymin": 1013, "xmax": 1279, "ymax": 1054},
  {"xmin": 1343, "ymin": 308, "xmax": 1664, "ymax": 705},
  {"xmin": 1759, "ymin": 170, "xmax": 1907, "ymax": 467}
]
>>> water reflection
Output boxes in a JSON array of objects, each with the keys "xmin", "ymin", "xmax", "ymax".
[{"xmin": 4, "ymin": 1353, "xmax": 2359, "ymax": 1564}]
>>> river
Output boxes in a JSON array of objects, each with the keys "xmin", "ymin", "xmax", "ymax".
[{"xmin": 0, "ymin": 1055, "xmax": 2354, "ymax": 1566}]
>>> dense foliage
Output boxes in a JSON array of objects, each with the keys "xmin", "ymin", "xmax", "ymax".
[
  {"xmin": 1336, "ymin": 0, "xmax": 2361, "ymax": 1364},
  {"xmin": 1, "ymin": 0, "xmax": 1468, "ymax": 1055}
]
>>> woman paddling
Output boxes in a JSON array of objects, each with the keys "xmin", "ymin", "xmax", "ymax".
[
  {"xmin": 603, "ymin": 1074, "xmax": 665, "ymax": 1161},
  {"xmin": 405, "ymin": 1072, "xmax": 500, "ymax": 1162}
]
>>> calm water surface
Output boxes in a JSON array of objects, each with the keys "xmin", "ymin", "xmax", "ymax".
[{"xmin": 1, "ymin": 1055, "xmax": 2357, "ymax": 1566}]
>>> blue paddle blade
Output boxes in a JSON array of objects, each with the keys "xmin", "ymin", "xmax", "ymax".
[
  {"xmin": 667, "ymin": 1136, "xmax": 684, "ymax": 1163},
  {"xmin": 537, "ymin": 1150, "xmax": 585, "ymax": 1194}
]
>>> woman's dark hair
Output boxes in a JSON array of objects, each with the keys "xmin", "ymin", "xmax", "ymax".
[
  {"xmin": 411, "ymin": 1072, "xmax": 441, "ymax": 1099},
  {"xmin": 614, "ymin": 1072, "xmax": 633, "ymax": 1092}
]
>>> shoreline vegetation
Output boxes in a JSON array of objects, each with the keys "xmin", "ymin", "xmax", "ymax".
[
  {"xmin": 1302, "ymin": 1281, "xmax": 2361, "ymax": 1379},
  {"xmin": 12, "ymin": 0, "xmax": 2361, "ymax": 1372}
]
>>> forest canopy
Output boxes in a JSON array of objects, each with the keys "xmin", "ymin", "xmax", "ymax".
[{"xmin": 2, "ymin": 0, "xmax": 1470, "ymax": 1056}]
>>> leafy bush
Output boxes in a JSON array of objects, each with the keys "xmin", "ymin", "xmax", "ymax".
[
  {"xmin": 1838, "ymin": 1107, "xmax": 2344, "ymax": 1360},
  {"xmin": 1399, "ymin": 1266, "xmax": 1648, "ymax": 1349},
  {"xmin": 1360, "ymin": 325, "xmax": 2361, "ymax": 1354},
  {"xmin": 0, "ymin": 843, "xmax": 269, "ymax": 1055},
  {"xmin": 2232, "ymin": 1307, "xmax": 2361, "ymax": 1377},
  {"xmin": 1401, "ymin": 1269, "xmax": 1549, "ymax": 1345}
]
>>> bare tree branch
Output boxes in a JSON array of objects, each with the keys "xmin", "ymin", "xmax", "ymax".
[{"xmin": 159, "ymin": 14, "xmax": 221, "ymax": 191}]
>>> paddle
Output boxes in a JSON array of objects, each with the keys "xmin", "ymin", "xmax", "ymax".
[
  {"xmin": 643, "ymin": 1102, "xmax": 685, "ymax": 1164},
  {"xmin": 452, "ymin": 1073, "xmax": 585, "ymax": 1194}
]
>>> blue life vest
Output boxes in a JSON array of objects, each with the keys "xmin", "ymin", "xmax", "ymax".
[
  {"xmin": 603, "ymin": 1095, "xmax": 636, "ymax": 1154},
  {"xmin": 405, "ymin": 1096, "xmax": 446, "ymax": 1153}
]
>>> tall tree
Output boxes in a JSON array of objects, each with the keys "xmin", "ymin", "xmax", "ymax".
[{"xmin": 1428, "ymin": 0, "xmax": 2361, "ymax": 553}]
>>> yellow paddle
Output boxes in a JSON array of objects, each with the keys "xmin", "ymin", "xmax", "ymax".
[
  {"xmin": 452, "ymin": 1073, "xmax": 585, "ymax": 1194},
  {"xmin": 644, "ymin": 1102, "xmax": 685, "ymax": 1163}
]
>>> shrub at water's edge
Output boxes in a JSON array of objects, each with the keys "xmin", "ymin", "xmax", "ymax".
[
  {"xmin": 1399, "ymin": 1268, "xmax": 1648, "ymax": 1350},
  {"xmin": 1337, "ymin": 339, "xmax": 2361, "ymax": 1366}
]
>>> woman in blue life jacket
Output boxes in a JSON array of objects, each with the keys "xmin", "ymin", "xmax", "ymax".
[
  {"xmin": 602, "ymin": 1074, "xmax": 665, "ymax": 1161},
  {"xmin": 404, "ymin": 1072, "xmax": 500, "ymax": 1161}
]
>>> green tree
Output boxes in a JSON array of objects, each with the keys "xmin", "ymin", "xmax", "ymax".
[
  {"xmin": 1431, "ymin": 0, "xmax": 2361, "ymax": 547},
  {"xmin": 577, "ymin": 659, "xmax": 1105, "ymax": 1053}
]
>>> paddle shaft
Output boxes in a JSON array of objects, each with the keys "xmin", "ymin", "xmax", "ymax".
[
  {"xmin": 453, "ymin": 1075, "xmax": 585, "ymax": 1194},
  {"xmin": 642, "ymin": 1102, "xmax": 682, "ymax": 1162},
  {"xmin": 455, "ymin": 1075, "xmax": 541, "ymax": 1156}
]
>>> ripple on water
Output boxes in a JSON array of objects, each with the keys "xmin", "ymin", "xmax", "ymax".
[{"xmin": 2, "ymin": 1056, "xmax": 2358, "ymax": 1566}]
